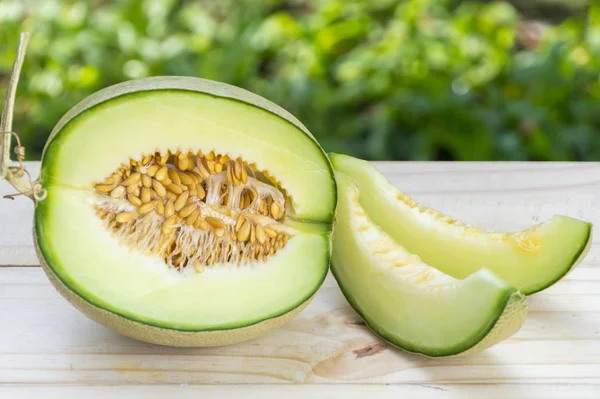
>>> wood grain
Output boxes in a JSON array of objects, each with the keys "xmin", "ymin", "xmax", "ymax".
[
  {"xmin": 1, "ymin": 161, "xmax": 599, "ymax": 397},
  {"xmin": 1, "ymin": 384, "xmax": 600, "ymax": 399}
]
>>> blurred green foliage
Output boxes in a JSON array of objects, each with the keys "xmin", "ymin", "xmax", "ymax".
[{"xmin": 0, "ymin": 0, "xmax": 599, "ymax": 161}]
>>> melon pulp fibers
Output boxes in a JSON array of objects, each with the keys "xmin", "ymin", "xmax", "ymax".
[
  {"xmin": 330, "ymin": 153, "xmax": 592, "ymax": 295},
  {"xmin": 331, "ymin": 173, "xmax": 526, "ymax": 357},
  {"xmin": 34, "ymin": 77, "xmax": 336, "ymax": 346}
]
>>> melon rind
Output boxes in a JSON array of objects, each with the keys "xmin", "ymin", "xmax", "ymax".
[{"xmin": 37, "ymin": 233, "xmax": 312, "ymax": 347}]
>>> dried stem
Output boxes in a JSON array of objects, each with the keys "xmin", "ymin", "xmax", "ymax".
[
  {"xmin": 1, "ymin": 32, "xmax": 29, "ymax": 179},
  {"xmin": 0, "ymin": 32, "xmax": 44, "ymax": 202}
]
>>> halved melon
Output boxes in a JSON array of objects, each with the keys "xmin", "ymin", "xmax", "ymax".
[
  {"xmin": 331, "ymin": 154, "xmax": 592, "ymax": 295},
  {"xmin": 332, "ymin": 173, "xmax": 526, "ymax": 357},
  {"xmin": 34, "ymin": 77, "xmax": 335, "ymax": 346}
]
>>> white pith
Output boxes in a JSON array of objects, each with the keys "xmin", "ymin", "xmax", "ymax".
[
  {"xmin": 96, "ymin": 199, "xmax": 292, "ymax": 270},
  {"xmin": 203, "ymin": 170, "xmax": 285, "ymax": 211}
]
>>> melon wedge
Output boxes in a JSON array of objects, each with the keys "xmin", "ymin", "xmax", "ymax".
[
  {"xmin": 332, "ymin": 173, "xmax": 527, "ymax": 357},
  {"xmin": 330, "ymin": 154, "xmax": 592, "ymax": 295}
]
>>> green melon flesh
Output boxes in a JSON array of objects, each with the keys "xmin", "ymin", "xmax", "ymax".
[
  {"xmin": 35, "ymin": 78, "xmax": 335, "ymax": 332},
  {"xmin": 331, "ymin": 154, "xmax": 592, "ymax": 295},
  {"xmin": 332, "ymin": 173, "xmax": 527, "ymax": 357},
  {"xmin": 42, "ymin": 84, "xmax": 336, "ymax": 223},
  {"xmin": 36, "ymin": 188, "xmax": 329, "ymax": 330}
]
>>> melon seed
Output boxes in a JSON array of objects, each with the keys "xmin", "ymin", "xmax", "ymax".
[
  {"xmin": 186, "ymin": 209, "xmax": 200, "ymax": 226},
  {"xmin": 179, "ymin": 203, "xmax": 197, "ymax": 218},
  {"xmin": 256, "ymin": 224, "xmax": 267, "ymax": 244},
  {"xmin": 157, "ymin": 152, "xmax": 170, "ymax": 165},
  {"xmin": 156, "ymin": 200, "xmax": 165, "ymax": 216},
  {"xmin": 196, "ymin": 184, "xmax": 206, "ymax": 200},
  {"xmin": 126, "ymin": 184, "xmax": 138, "ymax": 194},
  {"xmin": 144, "ymin": 173, "xmax": 155, "ymax": 186},
  {"xmin": 152, "ymin": 179, "xmax": 167, "ymax": 197},
  {"xmin": 128, "ymin": 194, "xmax": 142, "ymax": 206},
  {"xmin": 155, "ymin": 166, "xmax": 168, "ymax": 181},
  {"xmin": 122, "ymin": 172, "xmax": 141, "ymax": 186},
  {"xmin": 194, "ymin": 217, "xmax": 209, "ymax": 231},
  {"xmin": 110, "ymin": 186, "xmax": 125, "ymax": 198},
  {"xmin": 206, "ymin": 217, "xmax": 225, "ymax": 229},
  {"xmin": 213, "ymin": 227, "xmax": 225, "ymax": 238},
  {"xmin": 168, "ymin": 168, "xmax": 181, "ymax": 185},
  {"xmin": 116, "ymin": 212, "xmax": 136, "ymax": 223},
  {"xmin": 141, "ymin": 188, "xmax": 152, "ymax": 203},
  {"xmin": 146, "ymin": 164, "xmax": 159, "ymax": 177},
  {"xmin": 168, "ymin": 184, "xmax": 183, "ymax": 195},
  {"xmin": 139, "ymin": 201, "xmax": 157, "ymax": 215},
  {"xmin": 179, "ymin": 172, "xmax": 194, "ymax": 186},
  {"xmin": 177, "ymin": 157, "xmax": 190, "ymax": 171},
  {"xmin": 174, "ymin": 191, "xmax": 189, "ymax": 212},
  {"xmin": 165, "ymin": 191, "xmax": 177, "ymax": 201},
  {"xmin": 271, "ymin": 201, "xmax": 281, "ymax": 219},
  {"xmin": 95, "ymin": 183, "xmax": 115, "ymax": 193}
]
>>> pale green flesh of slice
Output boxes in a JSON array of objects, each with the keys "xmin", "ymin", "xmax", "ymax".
[
  {"xmin": 35, "ymin": 187, "xmax": 330, "ymax": 330},
  {"xmin": 331, "ymin": 154, "xmax": 592, "ymax": 294},
  {"xmin": 41, "ymin": 90, "xmax": 335, "ymax": 223},
  {"xmin": 332, "ymin": 174, "xmax": 522, "ymax": 356}
]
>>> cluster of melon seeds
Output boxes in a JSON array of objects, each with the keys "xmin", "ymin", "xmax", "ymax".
[{"xmin": 93, "ymin": 150, "xmax": 291, "ymax": 272}]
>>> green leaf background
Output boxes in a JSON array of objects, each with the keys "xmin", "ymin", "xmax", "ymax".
[{"xmin": 1, "ymin": 0, "xmax": 598, "ymax": 161}]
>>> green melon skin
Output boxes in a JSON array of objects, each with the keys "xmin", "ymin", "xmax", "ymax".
[
  {"xmin": 33, "ymin": 77, "xmax": 336, "ymax": 346},
  {"xmin": 332, "ymin": 173, "xmax": 527, "ymax": 357},
  {"xmin": 330, "ymin": 153, "xmax": 592, "ymax": 295}
]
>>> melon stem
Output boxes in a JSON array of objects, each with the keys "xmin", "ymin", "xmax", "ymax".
[{"xmin": 0, "ymin": 32, "xmax": 46, "ymax": 202}]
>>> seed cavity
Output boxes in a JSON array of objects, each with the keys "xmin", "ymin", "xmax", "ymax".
[{"xmin": 94, "ymin": 150, "xmax": 291, "ymax": 272}]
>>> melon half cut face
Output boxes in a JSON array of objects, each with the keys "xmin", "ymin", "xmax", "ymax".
[{"xmin": 34, "ymin": 78, "xmax": 335, "ymax": 342}]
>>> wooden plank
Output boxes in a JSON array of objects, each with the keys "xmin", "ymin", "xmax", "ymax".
[
  {"xmin": 1, "ymin": 384, "xmax": 600, "ymax": 399},
  {"xmin": 1, "ymin": 266, "xmax": 600, "ymax": 385},
  {"xmin": 0, "ymin": 161, "xmax": 599, "ymax": 394}
]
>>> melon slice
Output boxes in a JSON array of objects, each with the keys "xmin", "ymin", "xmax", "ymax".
[
  {"xmin": 332, "ymin": 173, "xmax": 527, "ymax": 357},
  {"xmin": 34, "ymin": 77, "xmax": 336, "ymax": 346},
  {"xmin": 330, "ymin": 154, "xmax": 592, "ymax": 295}
]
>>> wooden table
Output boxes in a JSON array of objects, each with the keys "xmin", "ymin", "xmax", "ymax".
[{"xmin": 1, "ymin": 162, "xmax": 598, "ymax": 398}]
